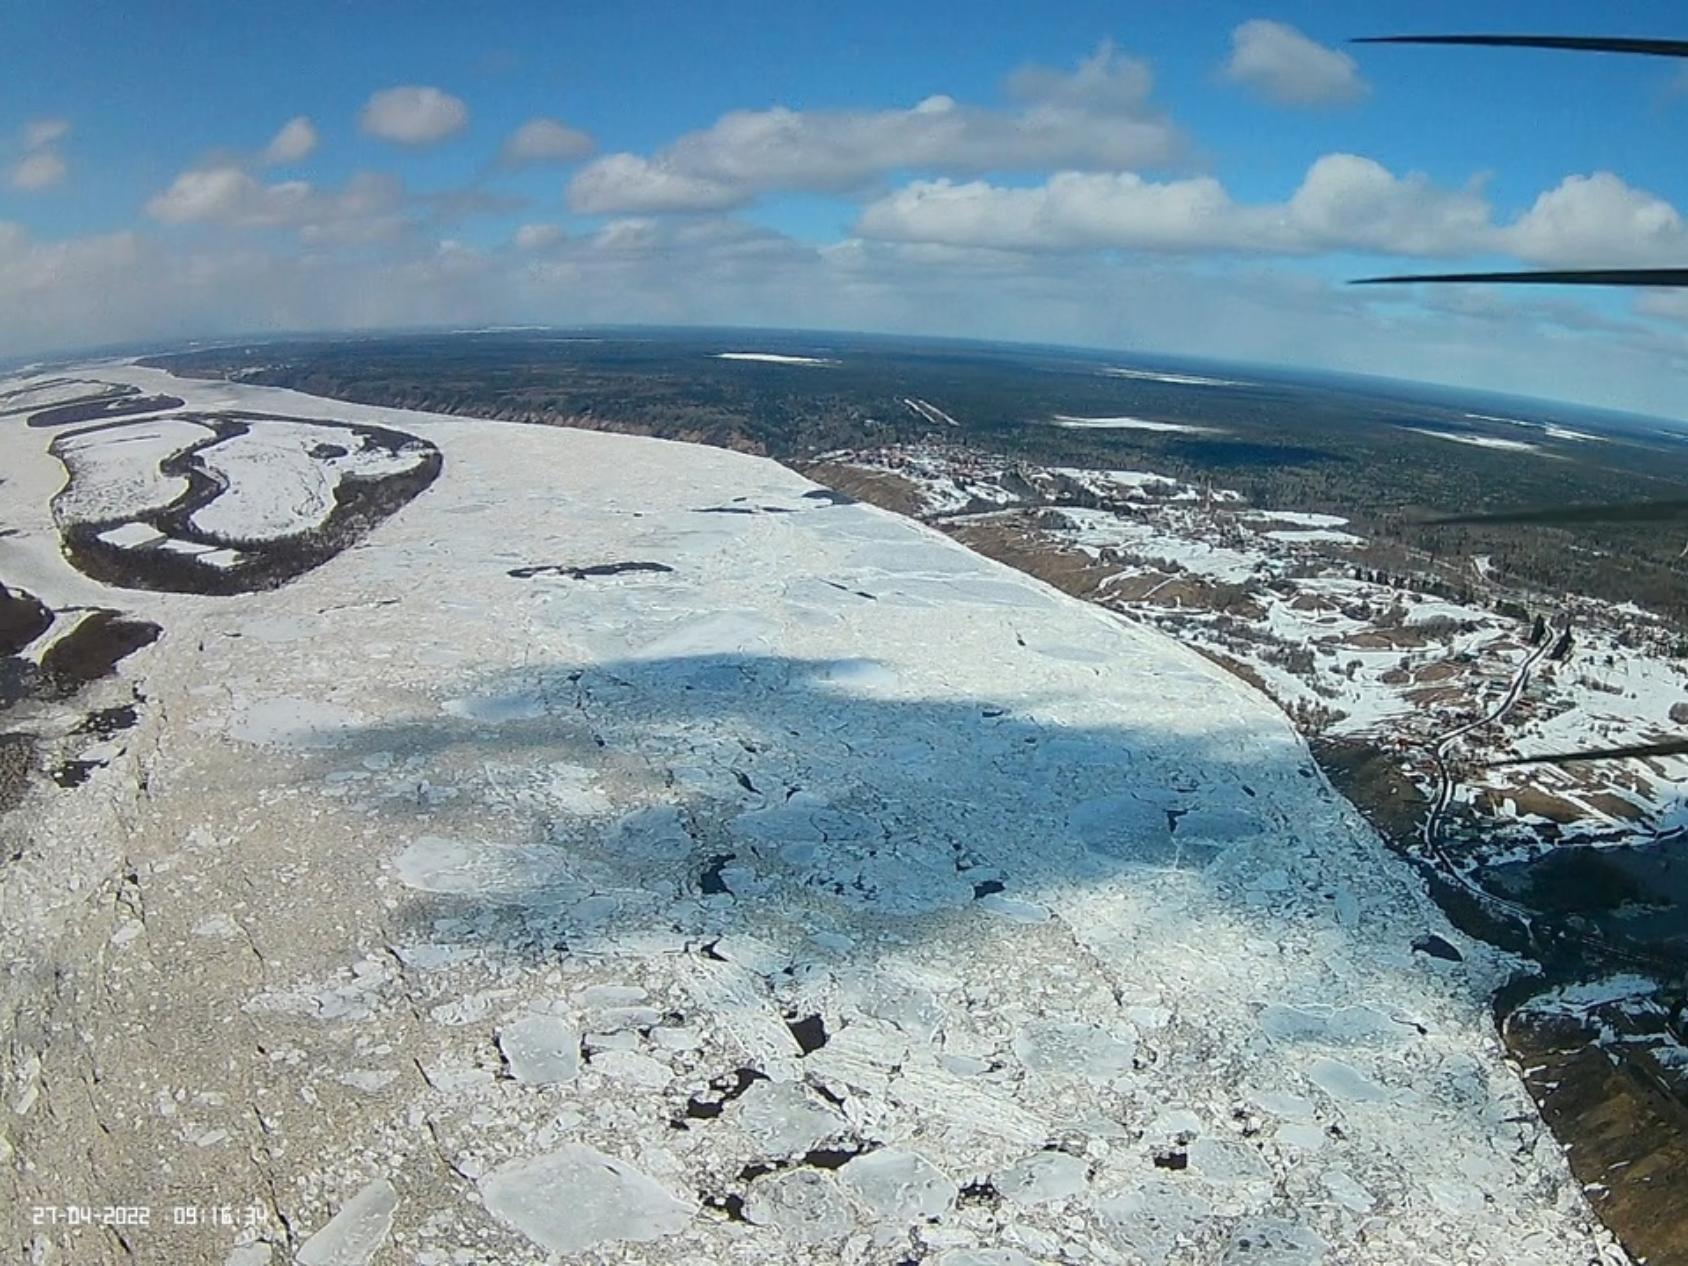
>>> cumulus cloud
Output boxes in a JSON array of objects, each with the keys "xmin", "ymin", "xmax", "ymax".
[
  {"xmin": 9, "ymin": 150, "xmax": 68, "ymax": 192},
  {"xmin": 146, "ymin": 165, "xmax": 407, "ymax": 244},
  {"xmin": 856, "ymin": 153, "xmax": 1489, "ymax": 257},
  {"xmin": 567, "ymin": 41, "xmax": 1182, "ymax": 213},
  {"xmin": 1222, "ymin": 19, "xmax": 1368, "ymax": 108},
  {"xmin": 262, "ymin": 116, "xmax": 319, "ymax": 165},
  {"xmin": 500, "ymin": 117, "xmax": 594, "ymax": 165},
  {"xmin": 1501, "ymin": 172, "xmax": 1688, "ymax": 267},
  {"xmin": 359, "ymin": 86, "xmax": 469, "ymax": 145},
  {"xmin": 570, "ymin": 154, "xmax": 748, "ymax": 213}
]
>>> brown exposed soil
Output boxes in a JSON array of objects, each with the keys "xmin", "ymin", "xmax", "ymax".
[
  {"xmin": 1344, "ymin": 627, "xmax": 1429, "ymax": 650},
  {"xmin": 1311, "ymin": 736, "xmax": 1429, "ymax": 842},
  {"xmin": 1404, "ymin": 684, "xmax": 1464, "ymax": 707},
  {"xmin": 801, "ymin": 462, "xmax": 927, "ymax": 518},
  {"xmin": 1583, "ymin": 791, "xmax": 1647, "ymax": 822},
  {"xmin": 1190, "ymin": 646, "xmax": 1271, "ymax": 697},
  {"xmin": 1414, "ymin": 661, "xmax": 1461, "ymax": 683},
  {"xmin": 1479, "ymin": 785, "xmax": 1586, "ymax": 826},
  {"xmin": 1503, "ymin": 1002, "xmax": 1688, "ymax": 1266},
  {"xmin": 945, "ymin": 520, "xmax": 1118, "ymax": 599}
]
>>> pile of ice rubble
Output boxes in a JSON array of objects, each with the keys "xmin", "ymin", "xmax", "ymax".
[{"xmin": 0, "ymin": 363, "xmax": 1625, "ymax": 1265}]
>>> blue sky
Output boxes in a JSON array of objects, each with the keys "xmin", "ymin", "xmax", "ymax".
[{"xmin": 6, "ymin": 2, "xmax": 1688, "ymax": 415}]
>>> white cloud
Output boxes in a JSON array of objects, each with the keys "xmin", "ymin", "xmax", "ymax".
[
  {"xmin": 7, "ymin": 212, "xmax": 1688, "ymax": 419},
  {"xmin": 856, "ymin": 153, "xmax": 1489, "ymax": 257},
  {"xmin": 501, "ymin": 117, "xmax": 594, "ymax": 165},
  {"xmin": 1501, "ymin": 172, "xmax": 1688, "ymax": 267},
  {"xmin": 147, "ymin": 167, "xmax": 308, "ymax": 225},
  {"xmin": 12, "ymin": 118, "xmax": 71, "ymax": 191},
  {"xmin": 1285, "ymin": 154, "xmax": 1489, "ymax": 255},
  {"xmin": 262, "ymin": 116, "xmax": 319, "ymax": 165},
  {"xmin": 567, "ymin": 41, "xmax": 1182, "ymax": 213},
  {"xmin": 513, "ymin": 223, "xmax": 567, "ymax": 251},
  {"xmin": 1222, "ymin": 19, "xmax": 1368, "ymax": 108},
  {"xmin": 359, "ymin": 85, "xmax": 469, "ymax": 145},
  {"xmin": 146, "ymin": 165, "xmax": 406, "ymax": 244},
  {"xmin": 22, "ymin": 118, "xmax": 71, "ymax": 150},
  {"xmin": 569, "ymin": 154, "xmax": 748, "ymax": 213},
  {"xmin": 9, "ymin": 150, "xmax": 67, "ymax": 192}
]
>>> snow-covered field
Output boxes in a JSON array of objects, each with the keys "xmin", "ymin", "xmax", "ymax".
[
  {"xmin": 1407, "ymin": 428, "xmax": 1543, "ymax": 453},
  {"xmin": 188, "ymin": 420, "xmax": 432, "ymax": 542},
  {"xmin": 0, "ymin": 365, "xmax": 1628, "ymax": 1265},
  {"xmin": 1102, "ymin": 368, "xmax": 1249, "ymax": 388},
  {"xmin": 51, "ymin": 417, "xmax": 216, "ymax": 525},
  {"xmin": 1048, "ymin": 415, "xmax": 1218, "ymax": 434},
  {"xmin": 819, "ymin": 442, "xmax": 1688, "ymax": 854},
  {"xmin": 715, "ymin": 352, "xmax": 838, "ymax": 366}
]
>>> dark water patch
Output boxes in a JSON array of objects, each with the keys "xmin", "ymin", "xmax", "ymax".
[
  {"xmin": 786, "ymin": 1014, "xmax": 828, "ymax": 1055},
  {"xmin": 699, "ymin": 853, "xmax": 734, "ymax": 895},
  {"xmin": 51, "ymin": 759, "xmax": 102, "ymax": 788},
  {"xmin": 676, "ymin": 1067, "xmax": 767, "ymax": 1125},
  {"xmin": 508, "ymin": 561, "xmax": 674, "ymax": 580},
  {"xmin": 27, "ymin": 395, "xmax": 183, "ymax": 428},
  {"xmin": 75, "ymin": 703, "xmax": 139, "ymax": 737},
  {"xmin": 310, "ymin": 442, "xmax": 348, "ymax": 459},
  {"xmin": 0, "ymin": 584, "xmax": 52, "ymax": 656},
  {"xmin": 1412, "ymin": 934, "xmax": 1464, "ymax": 962},
  {"xmin": 972, "ymin": 878, "xmax": 1005, "ymax": 899},
  {"xmin": 37, "ymin": 612, "xmax": 161, "ymax": 698},
  {"xmin": 801, "ymin": 1144, "xmax": 867, "ymax": 1170},
  {"xmin": 699, "ymin": 1191, "xmax": 749, "ymax": 1222}
]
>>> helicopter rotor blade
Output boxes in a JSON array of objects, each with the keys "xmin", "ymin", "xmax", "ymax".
[
  {"xmin": 1353, "ymin": 268, "xmax": 1688, "ymax": 288},
  {"xmin": 1355, "ymin": 34, "xmax": 1688, "ymax": 58},
  {"xmin": 1489, "ymin": 738, "xmax": 1688, "ymax": 767}
]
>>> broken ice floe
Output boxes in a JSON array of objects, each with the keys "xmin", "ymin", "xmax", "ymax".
[{"xmin": 479, "ymin": 1144, "xmax": 694, "ymax": 1254}]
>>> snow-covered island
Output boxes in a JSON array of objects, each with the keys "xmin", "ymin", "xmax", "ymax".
[{"xmin": 0, "ymin": 365, "xmax": 1631, "ymax": 1265}]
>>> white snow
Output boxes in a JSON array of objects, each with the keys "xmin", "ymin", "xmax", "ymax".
[
  {"xmin": 1102, "ymin": 367, "xmax": 1248, "ymax": 387},
  {"xmin": 50, "ymin": 418, "xmax": 216, "ymax": 525},
  {"xmin": 1047, "ymin": 415, "xmax": 1218, "ymax": 434},
  {"xmin": 1265, "ymin": 527, "xmax": 1365, "ymax": 545},
  {"xmin": 190, "ymin": 422, "xmax": 428, "ymax": 542},
  {"xmin": 1247, "ymin": 511, "xmax": 1349, "ymax": 528},
  {"xmin": 1408, "ymin": 428, "xmax": 1541, "ymax": 453},
  {"xmin": 96, "ymin": 521, "xmax": 166, "ymax": 548},
  {"xmin": 715, "ymin": 352, "xmax": 837, "ymax": 366}
]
